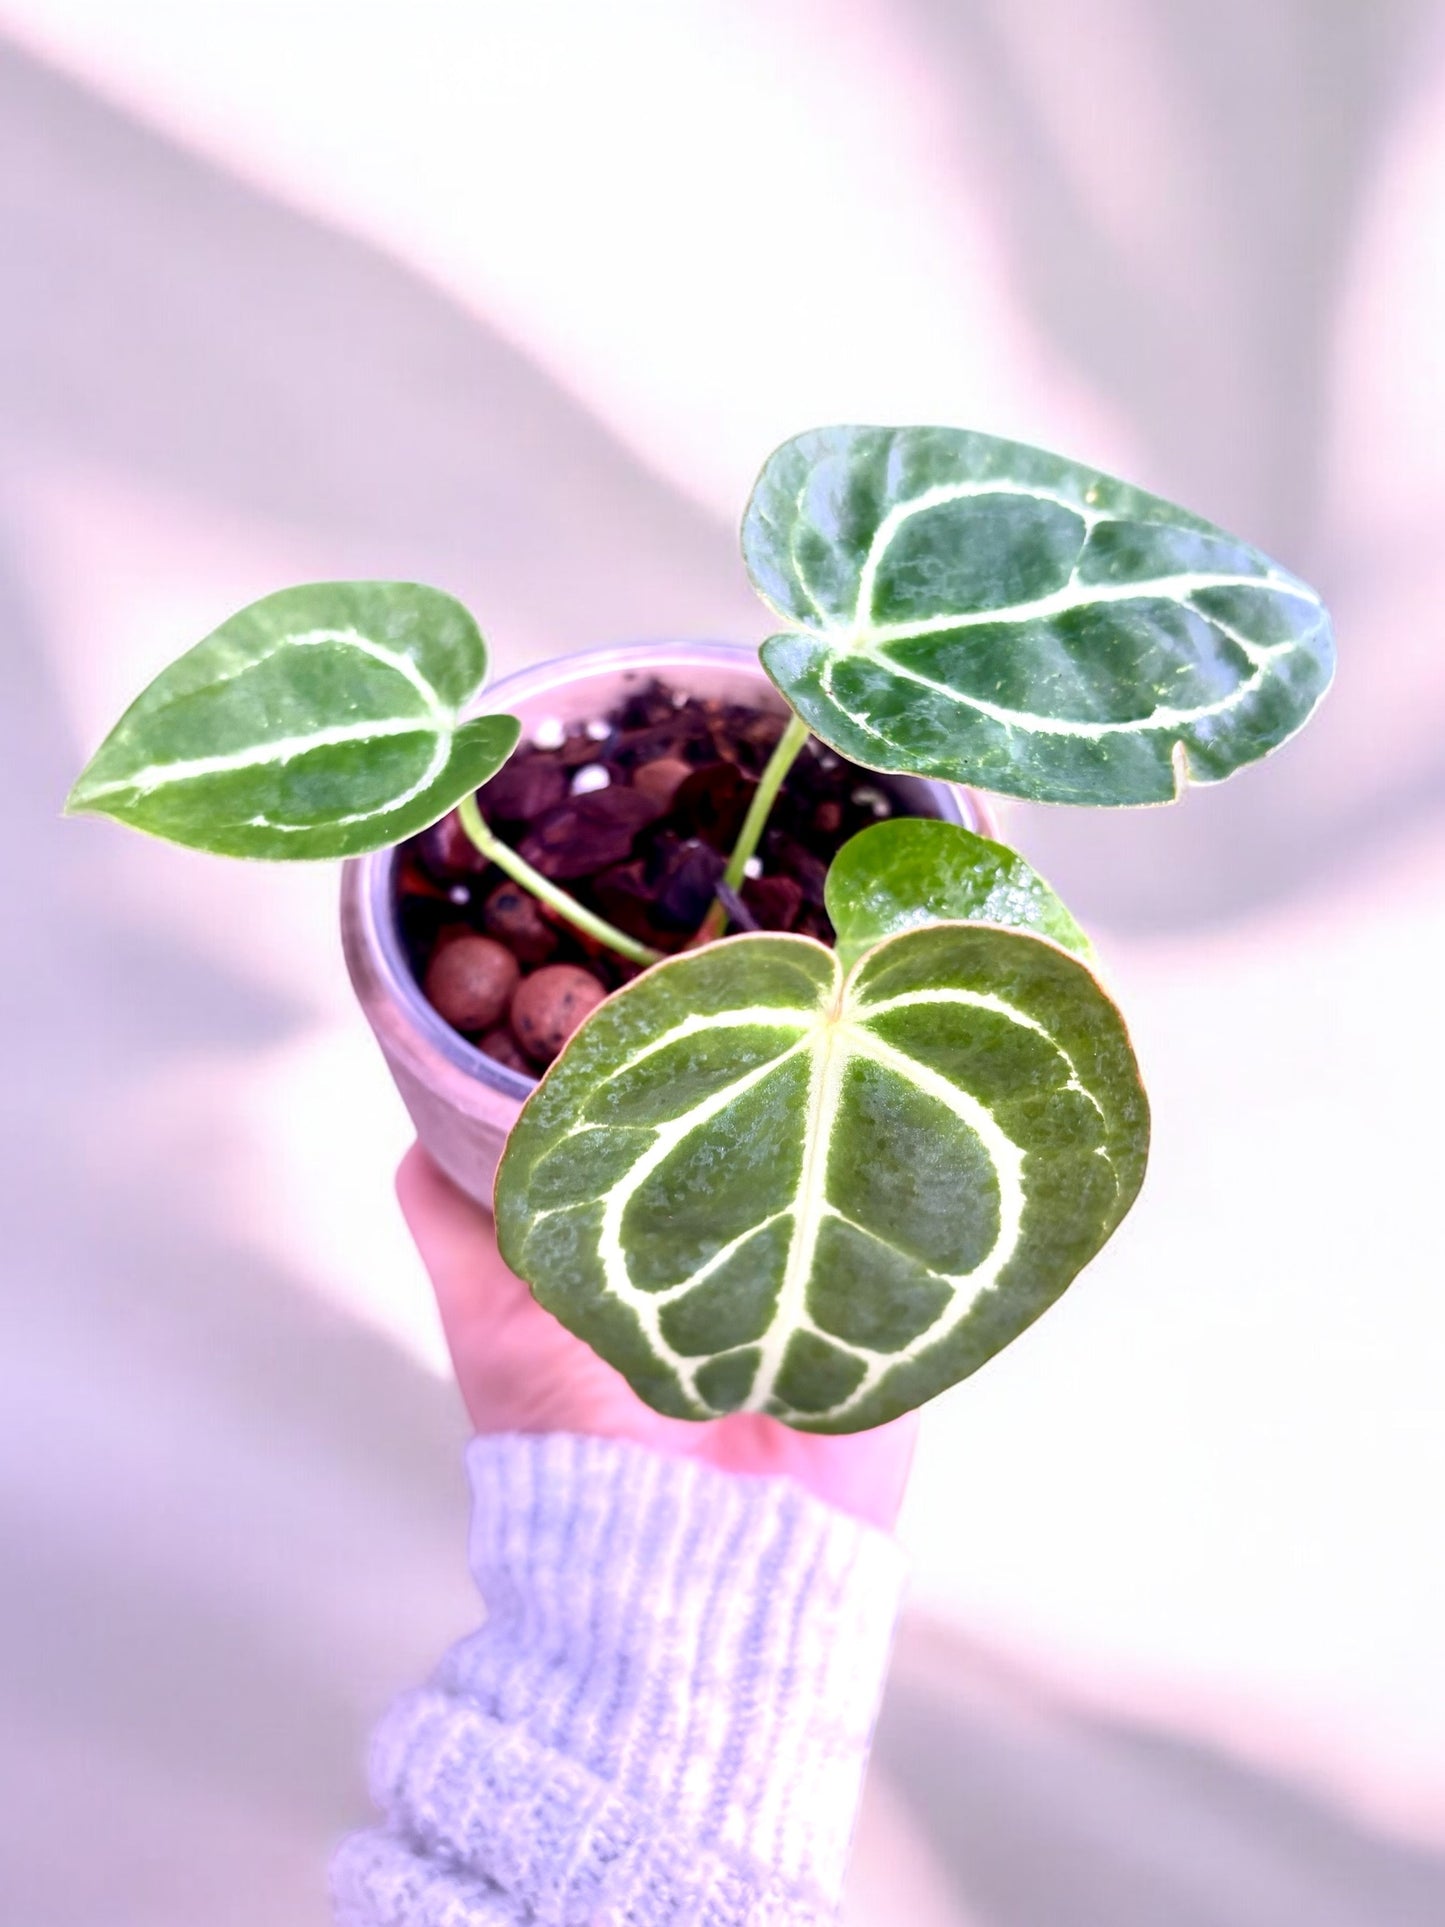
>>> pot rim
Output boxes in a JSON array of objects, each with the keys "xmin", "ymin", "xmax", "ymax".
[{"xmin": 342, "ymin": 638, "xmax": 984, "ymax": 1107}]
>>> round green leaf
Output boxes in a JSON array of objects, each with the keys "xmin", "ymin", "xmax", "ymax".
[
  {"xmin": 744, "ymin": 424, "xmax": 1334, "ymax": 806},
  {"xmin": 65, "ymin": 581, "xmax": 520, "ymax": 858},
  {"xmin": 825, "ymin": 818, "xmax": 1091, "ymax": 974},
  {"xmin": 494, "ymin": 926, "xmax": 1148, "ymax": 1433}
]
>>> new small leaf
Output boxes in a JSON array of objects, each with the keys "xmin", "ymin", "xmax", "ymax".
[{"xmin": 826, "ymin": 818, "xmax": 1091, "ymax": 974}]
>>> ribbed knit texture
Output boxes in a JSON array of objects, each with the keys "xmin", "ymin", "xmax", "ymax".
[{"xmin": 331, "ymin": 1433, "xmax": 906, "ymax": 1927}]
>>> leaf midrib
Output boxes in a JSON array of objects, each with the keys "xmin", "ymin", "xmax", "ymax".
[
  {"xmin": 748, "ymin": 1014, "xmax": 851, "ymax": 1410},
  {"xmin": 767, "ymin": 469, "xmax": 1320, "ymax": 745},
  {"xmin": 74, "ymin": 714, "xmax": 438, "ymax": 800},
  {"xmin": 593, "ymin": 1003, "xmax": 1047, "ymax": 1418}
]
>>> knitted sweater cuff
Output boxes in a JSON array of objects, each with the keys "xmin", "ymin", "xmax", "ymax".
[{"xmin": 332, "ymin": 1432, "xmax": 906, "ymax": 1926}]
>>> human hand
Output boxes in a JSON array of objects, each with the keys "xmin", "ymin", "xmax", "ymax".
[{"xmin": 397, "ymin": 1144, "xmax": 917, "ymax": 1532}]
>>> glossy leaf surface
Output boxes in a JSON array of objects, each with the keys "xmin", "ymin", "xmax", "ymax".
[
  {"xmin": 66, "ymin": 581, "xmax": 520, "ymax": 858},
  {"xmin": 494, "ymin": 926, "xmax": 1147, "ymax": 1432},
  {"xmin": 744, "ymin": 424, "xmax": 1334, "ymax": 805},
  {"xmin": 826, "ymin": 818, "xmax": 1090, "ymax": 973}
]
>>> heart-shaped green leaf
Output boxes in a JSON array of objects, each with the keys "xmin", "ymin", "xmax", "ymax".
[
  {"xmin": 65, "ymin": 581, "xmax": 520, "ymax": 858},
  {"xmin": 494, "ymin": 925, "xmax": 1147, "ymax": 1432},
  {"xmin": 826, "ymin": 818, "xmax": 1090, "ymax": 973},
  {"xmin": 744, "ymin": 424, "xmax": 1334, "ymax": 806}
]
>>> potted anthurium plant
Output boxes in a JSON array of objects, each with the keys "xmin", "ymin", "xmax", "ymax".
[{"xmin": 67, "ymin": 424, "xmax": 1333, "ymax": 1433}]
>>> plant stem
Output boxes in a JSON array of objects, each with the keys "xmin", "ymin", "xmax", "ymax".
[
  {"xmin": 695, "ymin": 711, "xmax": 811, "ymax": 944},
  {"xmin": 457, "ymin": 792, "xmax": 662, "ymax": 968}
]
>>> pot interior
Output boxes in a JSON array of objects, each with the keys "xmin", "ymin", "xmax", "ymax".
[{"xmin": 367, "ymin": 642, "xmax": 983, "ymax": 1103}]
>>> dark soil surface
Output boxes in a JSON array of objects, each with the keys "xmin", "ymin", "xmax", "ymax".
[{"xmin": 393, "ymin": 679, "xmax": 912, "ymax": 1073}]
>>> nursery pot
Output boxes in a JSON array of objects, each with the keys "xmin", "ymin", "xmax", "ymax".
[{"xmin": 340, "ymin": 640, "xmax": 994, "ymax": 1210}]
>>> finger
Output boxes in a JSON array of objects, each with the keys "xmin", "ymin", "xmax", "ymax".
[
  {"xmin": 397, "ymin": 1144, "xmax": 655, "ymax": 1436},
  {"xmin": 395, "ymin": 1144, "xmax": 536, "ymax": 1333}
]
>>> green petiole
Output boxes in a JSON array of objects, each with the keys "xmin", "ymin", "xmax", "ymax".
[
  {"xmin": 696, "ymin": 711, "xmax": 811, "ymax": 943},
  {"xmin": 457, "ymin": 792, "xmax": 662, "ymax": 969}
]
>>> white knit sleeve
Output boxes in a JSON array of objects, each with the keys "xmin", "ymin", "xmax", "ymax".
[{"xmin": 331, "ymin": 1432, "xmax": 906, "ymax": 1926}]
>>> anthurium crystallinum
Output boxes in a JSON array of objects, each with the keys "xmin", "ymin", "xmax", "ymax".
[{"xmin": 68, "ymin": 424, "xmax": 1333, "ymax": 1430}]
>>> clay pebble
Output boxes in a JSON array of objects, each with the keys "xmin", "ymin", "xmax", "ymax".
[
  {"xmin": 510, "ymin": 963, "xmax": 607, "ymax": 1065},
  {"xmin": 478, "ymin": 1025, "xmax": 532, "ymax": 1073},
  {"xmin": 483, "ymin": 880, "xmax": 559, "ymax": 965},
  {"xmin": 423, "ymin": 934, "xmax": 520, "ymax": 1033}
]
